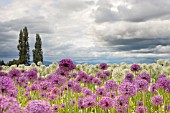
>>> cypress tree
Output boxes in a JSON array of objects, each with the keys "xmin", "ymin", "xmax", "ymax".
[
  {"xmin": 33, "ymin": 34, "xmax": 43, "ymax": 64},
  {"xmin": 17, "ymin": 27, "xmax": 30, "ymax": 64}
]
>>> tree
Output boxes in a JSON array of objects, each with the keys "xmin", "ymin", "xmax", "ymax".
[
  {"xmin": 33, "ymin": 34, "xmax": 43, "ymax": 64},
  {"xmin": 17, "ymin": 27, "xmax": 30, "ymax": 64},
  {"xmin": 0, "ymin": 60, "xmax": 5, "ymax": 65}
]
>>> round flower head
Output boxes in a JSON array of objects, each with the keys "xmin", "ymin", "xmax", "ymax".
[
  {"xmin": 26, "ymin": 100, "xmax": 52, "ymax": 113},
  {"xmin": 55, "ymin": 68, "xmax": 69, "ymax": 77},
  {"xmin": 136, "ymin": 72, "xmax": 151, "ymax": 83},
  {"xmin": 135, "ymin": 106, "xmax": 148, "ymax": 113},
  {"xmin": 124, "ymin": 73, "xmax": 134, "ymax": 83},
  {"xmin": 96, "ymin": 87, "xmax": 106, "ymax": 96},
  {"xmin": 103, "ymin": 71, "xmax": 110, "ymax": 77},
  {"xmin": 72, "ymin": 82, "xmax": 82, "ymax": 93},
  {"xmin": 135, "ymin": 79, "xmax": 148, "ymax": 92},
  {"xmin": 156, "ymin": 77, "xmax": 168, "ymax": 89},
  {"xmin": 24, "ymin": 69, "xmax": 37, "ymax": 82},
  {"xmin": 131, "ymin": 64, "xmax": 140, "ymax": 72},
  {"xmin": 59, "ymin": 58, "xmax": 76, "ymax": 71},
  {"xmin": 99, "ymin": 63, "xmax": 108, "ymax": 70},
  {"xmin": 104, "ymin": 80, "xmax": 118, "ymax": 91},
  {"xmin": 52, "ymin": 105, "xmax": 59, "ymax": 112},
  {"xmin": 82, "ymin": 87, "xmax": 92, "ymax": 96},
  {"xmin": 164, "ymin": 104, "xmax": 170, "ymax": 112},
  {"xmin": 113, "ymin": 95, "xmax": 128, "ymax": 112},
  {"xmin": 60, "ymin": 103, "xmax": 66, "ymax": 108},
  {"xmin": 118, "ymin": 82, "xmax": 137, "ymax": 98},
  {"xmin": 149, "ymin": 83, "xmax": 158, "ymax": 94},
  {"xmin": 82, "ymin": 96, "xmax": 97, "ymax": 108},
  {"xmin": 105, "ymin": 92, "xmax": 116, "ymax": 99},
  {"xmin": 151, "ymin": 95, "xmax": 163, "ymax": 106},
  {"xmin": 112, "ymin": 68, "xmax": 125, "ymax": 82},
  {"xmin": 9, "ymin": 68, "xmax": 21, "ymax": 79},
  {"xmin": 99, "ymin": 97, "xmax": 113, "ymax": 110},
  {"xmin": 0, "ymin": 72, "xmax": 8, "ymax": 76}
]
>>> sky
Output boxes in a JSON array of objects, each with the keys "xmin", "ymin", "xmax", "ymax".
[{"xmin": 0, "ymin": 0, "xmax": 170, "ymax": 64}]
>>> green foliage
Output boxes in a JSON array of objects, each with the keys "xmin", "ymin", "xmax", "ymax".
[
  {"xmin": 33, "ymin": 34, "xmax": 43, "ymax": 64},
  {"xmin": 7, "ymin": 59, "xmax": 20, "ymax": 66},
  {"xmin": 17, "ymin": 27, "xmax": 30, "ymax": 64},
  {"xmin": 0, "ymin": 60, "xmax": 5, "ymax": 65}
]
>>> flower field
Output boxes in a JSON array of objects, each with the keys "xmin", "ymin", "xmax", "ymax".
[{"xmin": 0, "ymin": 59, "xmax": 170, "ymax": 113}]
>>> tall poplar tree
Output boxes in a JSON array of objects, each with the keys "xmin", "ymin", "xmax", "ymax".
[{"xmin": 33, "ymin": 34, "xmax": 43, "ymax": 64}]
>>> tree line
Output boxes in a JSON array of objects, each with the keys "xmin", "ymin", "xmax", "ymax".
[{"xmin": 0, "ymin": 27, "xmax": 43, "ymax": 66}]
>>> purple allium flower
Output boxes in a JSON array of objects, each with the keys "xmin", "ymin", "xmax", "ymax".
[
  {"xmin": 0, "ymin": 66, "xmax": 2, "ymax": 71},
  {"xmin": 9, "ymin": 68, "xmax": 20, "ymax": 79},
  {"xmin": 0, "ymin": 95, "xmax": 23, "ymax": 113},
  {"xmin": 59, "ymin": 58, "xmax": 76, "ymax": 71},
  {"xmin": 0, "ymin": 72, "xmax": 8, "ymax": 76},
  {"xmin": 55, "ymin": 68, "xmax": 69, "ymax": 77},
  {"xmin": 103, "ymin": 71, "xmax": 110, "ymax": 77},
  {"xmin": 25, "ymin": 100, "xmax": 52, "ymax": 113},
  {"xmin": 30, "ymin": 84, "xmax": 39, "ymax": 91},
  {"xmin": 135, "ymin": 106, "xmax": 148, "ymax": 113},
  {"xmin": 0, "ymin": 76, "xmax": 15, "ymax": 95},
  {"xmin": 52, "ymin": 105, "xmax": 59, "ymax": 113},
  {"xmin": 96, "ymin": 87, "xmax": 106, "ymax": 96},
  {"xmin": 164, "ymin": 104, "xmax": 170, "ymax": 112},
  {"xmin": 118, "ymin": 82, "xmax": 137, "ymax": 98},
  {"xmin": 136, "ymin": 72, "xmax": 151, "ymax": 83},
  {"xmin": 99, "ymin": 97, "xmax": 113, "ymax": 110},
  {"xmin": 18, "ymin": 76, "xmax": 28, "ymax": 87},
  {"xmin": 68, "ymin": 80, "xmax": 74, "ymax": 90},
  {"xmin": 105, "ymin": 92, "xmax": 116, "ymax": 99},
  {"xmin": 48, "ymin": 74, "xmax": 66, "ymax": 86},
  {"xmin": 158, "ymin": 74, "xmax": 166, "ymax": 79},
  {"xmin": 92, "ymin": 78, "xmax": 99, "ymax": 84},
  {"xmin": 70, "ymin": 99, "xmax": 76, "ymax": 105},
  {"xmin": 82, "ymin": 87, "xmax": 92, "ymax": 96},
  {"xmin": 151, "ymin": 95, "xmax": 163, "ymax": 106},
  {"xmin": 82, "ymin": 96, "xmax": 97, "ymax": 108},
  {"xmin": 104, "ymin": 80, "xmax": 118, "ymax": 91},
  {"xmin": 164, "ymin": 78, "xmax": 170, "ymax": 93},
  {"xmin": 72, "ymin": 82, "xmax": 82, "ymax": 93},
  {"xmin": 131, "ymin": 64, "xmax": 140, "ymax": 72},
  {"xmin": 78, "ymin": 97, "xmax": 84, "ymax": 109},
  {"xmin": 24, "ymin": 69, "xmax": 37, "ymax": 82},
  {"xmin": 150, "ymin": 83, "xmax": 158, "ymax": 94},
  {"xmin": 124, "ymin": 73, "xmax": 134, "ymax": 83},
  {"xmin": 99, "ymin": 63, "xmax": 108, "ymax": 70},
  {"xmin": 39, "ymin": 81, "xmax": 52, "ymax": 91},
  {"xmin": 87, "ymin": 75, "xmax": 95, "ymax": 83},
  {"xmin": 96, "ymin": 72, "xmax": 106, "ymax": 80},
  {"xmin": 48, "ymin": 94, "xmax": 56, "ymax": 100},
  {"xmin": 156, "ymin": 77, "xmax": 168, "ymax": 89},
  {"xmin": 39, "ymin": 92, "xmax": 46, "ymax": 98},
  {"xmin": 60, "ymin": 103, "xmax": 66, "ymax": 108},
  {"xmin": 51, "ymin": 87, "xmax": 60, "ymax": 95},
  {"xmin": 70, "ymin": 72, "xmax": 77, "ymax": 78},
  {"xmin": 96, "ymin": 80, "xmax": 102, "ymax": 86},
  {"xmin": 137, "ymin": 101, "xmax": 143, "ymax": 106},
  {"xmin": 113, "ymin": 95, "xmax": 129, "ymax": 111},
  {"xmin": 135, "ymin": 79, "xmax": 148, "ymax": 92},
  {"xmin": 78, "ymin": 71, "xmax": 88, "ymax": 79}
]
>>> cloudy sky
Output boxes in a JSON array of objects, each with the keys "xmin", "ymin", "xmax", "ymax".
[{"xmin": 0, "ymin": 0, "xmax": 170, "ymax": 64}]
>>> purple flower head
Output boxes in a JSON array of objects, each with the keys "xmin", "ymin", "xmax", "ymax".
[
  {"xmin": 25, "ymin": 100, "xmax": 52, "ymax": 113},
  {"xmin": 78, "ymin": 71, "xmax": 88, "ymax": 79},
  {"xmin": 78, "ymin": 97, "xmax": 84, "ymax": 109},
  {"xmin": 82, "ymin": 87, "xmax": 92, "ymax": 96},
  {"xmin": 0, "ymin": 76, "xmax": 15, "ymax": 95},
  {"xmin": 150, "ymin": 83, "xmax": 158, "ymax": 94},
  {"xmin": 135, "ymin": 79, "xmax": 148, "ymax": 92},
  {"xmin": 136, "ymin": 106, "xmax": 148, "ymax": 113},
  {"xmin": 82, "ymin": 96, "xmax": 97, "ymax": 108},
  {"xmin": 124, "ymin": 73, "xmax": 134, "ymax": 83},
  {"xmin": 113, "ymin": 96, "xmax": 129, "ymax": 112},
  {"xmin": 0, "ymin": 72, "xmax": 8, "ymax": 76},
  {"xmin": 156, "ymin": 77, "xmax": 168, "ymax": 89},
  {"xmin": 48, "ymin": 74, "xmax": 66, "ymax": 87},
  {"xmin": 131, "ymin": 64, "xmax": 140, "ymax": 72},
  {"xmin": 39, "ymin": 81, "xmax": 52, "ymax": 91},
  {"xmin": 24, "ymin": 69, "xmax": 37, "ymax": 82},
  {"xmin": 99, "ymin": 63, "xmax": 108, "ymax": 70},
  {"xmin": 0, "ymin": 66, "xmax": 3, "ymax": 71},
  {"xmin": 164, "ymin": 78, "xmax": 170, "ymax": 93},
  {"xmin": 60, "ymin": 103, "xmax": 66, "ymax": 108},
  {"xmin": 137, "ymin": 101, "xmax": 143, "ymax": 106},
  {"xmin": 55, "ymin": 68, "xmax": 69, "ymax": 77},
  {"xmin": 52, "ymin": 105, "xmax": 59, "ymax": 112},
  {"xmin": 96, "ymin": 72, "xmax": 107, "ymax": 80},
  {"xmin": 70, "ymin": 99, "xmax": 76, "ymax": 105},
  {"xmin": 136, "ymin": 72, "xmax": 151, "ymax": 83},
  {"xmin": 96, "ymin": 80, "xmax": 102, "ymax": 86},
  {"xmin": 59, "ymin": 58, "xmax": 76, "ymax": 71},
  {"xmin": 18, "ymin": 76, "xmax": 28, "ymax": 87},
  {"xmin": 118, "ymin": 82, "xmax": 137, "ymax": 98},
  {"xmin": 105, "ymin": 92, "xmax": 116, "ymax": 99},
  {"xmin": 96, "ymin": 87, "xmax": 106, "ymax": 96},
  {"xmin": 9, "ymin": 68, "xmax": 21, "ymax": 79},
  {"xmin": 70, "ymin": 72, "xmax": 77, "ymax": 78},
  {"xmin": 151, "ymin": 95, "xmax": 163, "ymax": 106},
  {"xmin": 99, "ymin": 97, "xmax": 113, "ymax": 110},
  {"xmin": 72, "ymin": 82, "xmax": 82, "ymax": 93},
  {"xmin": 103, "ymin": 71, "xmax": 110, "ymax": 77},
  {"xmin": 104, "ymin": 80, "xmax": 118, "ymax": 91},
  {"xmin": 87, "ymin": 75, "xmax": 95, "ymax": 83},
  {"xmin": 158, "ymin": 74, "xmax": 166, "ymax": 80},
  {"xmin": 92, "ymin": 78, "xmax": 99, "ymax": 84}
]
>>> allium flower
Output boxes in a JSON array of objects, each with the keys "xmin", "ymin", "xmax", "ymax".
[
  {"xmin": 96, "ymin": 72, "xmax": 107, "ymax": 80},
  {"xmin": 55, "ymin": 68, "xmax": 69, "ymax": 77},
  {"xmin": 96, "ymin": 88, "xmax": 106, "ymax": 96},
  {"xmin": 48, "ymin": 74, "xmax": 66, "ymax": 86},
  {"xmin": 99, "ymin": 97, "xmax": 113, "ymax": 110},
  {"xmin": 103, "ymin": 71, "xmax": 110, "ymax": 77},
  {"xmin": 135, "ymin": 79, "xmax": 148, "ymax": 92},
  {"xmin": 82, "ymin": 96, "xmax": 97, "ymax": 108},
  {"xmin": 0, "ymin": 72, "xmax": 8, "ymax": 76},
  {"xmin": 151, "ymin": 95, "xmax": 163, "ymax": 106},
  {"xmin": 105, "ymin": 92, "xmax": 116, "ymax": 99},
  {"xmin": 99, "ymin": 63, "xmax": 108, "ymax": 70},
  {"xmin": 118, "ymin": 82, "xmax": 137, "ymax": 98},
  {"xmin": 124, "ymin": 73, "xmax": 134, "ymax": 83},
  {"xmin": 164, "ymin": 104, "xmax": 170, "ymax": 112},
  {"xmin": 39, "ymin": 81, "xmax": 52, "ymax": 91},
  {"xmin": 70, "ymin": 72, "xmax": 77, "ymax": 78},
  {"xmin": 59, "ymin": 58, "xmax": 76, "ymax": 71},
  {"xmin": 78, "ymin": 97, "xmax": 84, "ymax": 109},
  {"xmin": 25, "ymin": 100, "xmax": 52, "ymax": 113},
  {"xmin": 113, "ymin": 96, "xmax": 128, "ymax": 112},
  {"xmin": 104, "ymin": 80, "xmax": 118, "ymax": 91},
  {"xmin": 137, "ymin": 101, "xmax": 143, "ymax": 106},
  {"xmin": 156, "ymin": 77, "xmax": 168, "ymax": 89},
  {"xmin": 149, "ymin": 83, "xmax": 158, "ymax": 94},
  {"xmin": 135, "ymin": 106, "xmax": 148, "ymax": 113},
  {"xmin": 158, "ymin": 74, "xmax": 166, "ymax": 79},
  {"xmin": 72, "ymin": 82, "xmax": 82, "ymax": 93},
  {"xmin": 18, "ymin": 76, "xmax": 28, "ymax": 87},
  {"xmin": 87, "ymin": 75, "xmax": 95, "ymax": 83},
  {"xmin": 52, "ymin": 105, "xmax": 59, "ymax": 113},
  {"xmin": 24, "ymin": 69, "xmax": 37, "ymax": 82},
  {"xmin": 136, "ymin": 72, "xmax": 151, "ymax": 83},
  {"xmin": 60, "ymin": 103, "xmax": 66, "ymax": 108},
  {"xmin": 0, "ymin": 76, "xmax": 15, "ymax": 95},
  {"xmin": 112, "ymin": 68, "xmax": 125, "ymax": 82},
  {"xmin": 70, "ymin": 99, "xmax": 76, "ymax": 105},
  {"xmin": 131, "ymin": 64, "xmax": 140, "ymax": 72},
  {"xmin": 82, "ymin": 87, "xmax": 92, "ymax": 96},
  {"xmin": 9, "ymin": 68, "xmax": 20, "ymax": 79}
]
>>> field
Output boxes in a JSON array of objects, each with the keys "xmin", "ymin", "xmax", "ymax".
[{"xmin": 0, "ymin": 59, "xmax": 170, "ymax": 113}]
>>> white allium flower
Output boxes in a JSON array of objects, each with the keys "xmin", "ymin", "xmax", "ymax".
[
  {"xmin": 31, "ymin": 63, "xmax": 36, "ymax": 68},
  {"xmin": 157, "ymin": 59, "xmax": 164, "ymax": 65},
  {"xmin": 37, "ymin": 61, "xmax": 42, "ymax": 66},
  {"xmin": 112, "ymin": 67, "xmax": 125, "ymax": 82}
]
